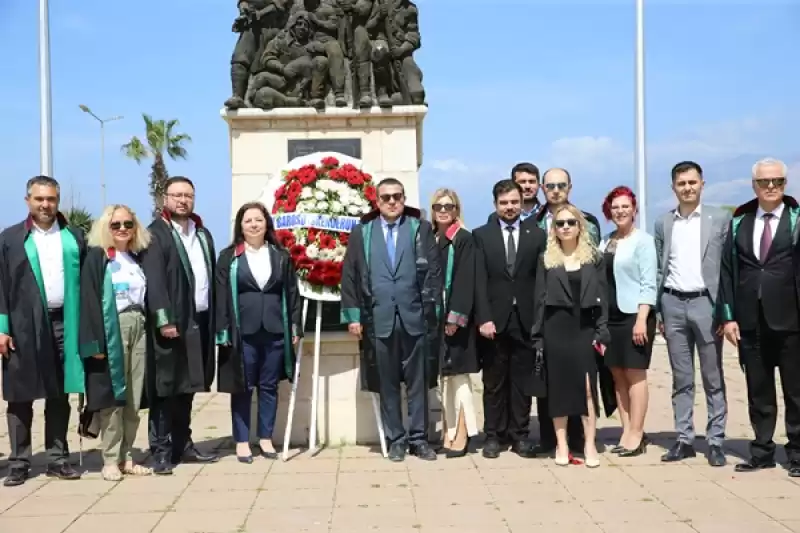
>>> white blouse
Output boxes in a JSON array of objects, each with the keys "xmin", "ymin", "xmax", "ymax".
[
  {"xmin": 110, "ymin": 251, "xmax": 147, "ymax": 312},
  {"xmin": 245, "ymin": 244, "xmax": 272, "ymax": 289}
]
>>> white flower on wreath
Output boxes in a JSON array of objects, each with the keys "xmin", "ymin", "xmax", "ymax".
[
  {"xmin": 314, "ymin": 190, "xmax": 326, "ymax": 201},
  {"xmin": 347, "ymin": 205, "xmax": 361, "ymax": 216},
  {"xmin": 316, "ymin": 179, "xmax": 337, "ymax": 192},
  {"xmin": 360, "ymin": 204, "xmax": 371, "ymax": 214},
  {"xmin": 306, "ymin": 244, "xmax": 319, "ymax": 259},
  {"xmin": 351, "ymin": 195, "xmax": 364, "ymax": 207},
  {"xmin": 300, "ymin": 187, "xmax": 313, "ymax": 199},
  {"xmin": 316, "ymin": 201, "xmax": 329, "ymax": 211},
  {"xmin": 331, "ymin": 201, "xmax": 344, "ymax": 213},
  {"xmin": 333, "ymin": 246, "xmax": 346, "ymax": 259}
]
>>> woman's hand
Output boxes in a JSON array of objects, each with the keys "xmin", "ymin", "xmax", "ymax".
[
  {"xmin": 592, "ymin": 341, "xmax": 606, "ymax": 356},
  {"xmin": 632, "ymin": 318, "xmax": 648, "ymax": 346},
  {"xmin": 444, "ymin": 324, "xmax": 458, "ymax": 336}
]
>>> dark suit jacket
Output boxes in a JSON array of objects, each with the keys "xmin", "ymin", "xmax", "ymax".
[
  {"xmin": 237, "ymin": 249, "xmax": 287, "ymax": 336},
  {"xmin": 473, "ymin": 216, "xmax": 546, "ymax": 334}
]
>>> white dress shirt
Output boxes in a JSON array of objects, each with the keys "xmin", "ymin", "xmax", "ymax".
[
  {"xmin": 31, "ymin": 222, "xmax": 64, "ymax": 309},
  {"xmin": 753, "ymin": 203, "xmax": 784, "ymax": 261},
  {"xmin": 245, "ymin": 244, "xmax": 272, "ymax": 289},
  {"xmin": 172, "ymin": 219, "xmax": 210, "ymax": 312},
  {"xmin": 111, "ymin": 251, "xmax": 147, "ymax": 312},
  {"xmin": 665, "ymin": 206, "xmax": 705, "ymax": 292}
]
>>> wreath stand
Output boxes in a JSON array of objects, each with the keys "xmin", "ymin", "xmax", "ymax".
[{"xmin": 282, "ymin": 297, "xmax": 388, "ymax": 460}]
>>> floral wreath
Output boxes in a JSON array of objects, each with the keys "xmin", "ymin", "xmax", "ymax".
[{"xmin": 272, "ymin": 155, "xmax": 377, "ymax": 298}]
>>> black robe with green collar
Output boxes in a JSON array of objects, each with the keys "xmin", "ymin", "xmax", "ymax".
[
  {"xmin": 0, "ymin": 214, "xmax": 86, "ymax": 402},
  {"xmin": 214, "ymin": 242, "xmax": 303, "ymax": 394},
  {"xmin": 141, "ymin": 212, "xmax": 216, "ymax": 398},
  {"xmin": 340, "ymin": 206, "xmax": 443, "ymax": 393},
  {"xmin": 79, "ymin": 246, "xmax": 148, "ymax": 412}
]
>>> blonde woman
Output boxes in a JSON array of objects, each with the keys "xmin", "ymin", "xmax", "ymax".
[
  {"xmin": 430, "ymin": 189, "xmax": 480, "ymax": 458},
  {"xmin": 531, "ymin": 204, "xmax": 609, "ymax": 467},
  {"xmin": 80, "ymin": 205, "xmax": 152, "ymax": 480}
]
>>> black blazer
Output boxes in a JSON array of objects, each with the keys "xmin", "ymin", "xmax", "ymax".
[
  {"xmin": 473, "ymin": 216, "xmax": 546, "ymax": 333},
  {"xmin": 237, "ymin": 249, "xmax": 286, "ymax": 336},
  {"xmin": 530, "ymin": 255, "xmax": 610, "ymax": 348}
]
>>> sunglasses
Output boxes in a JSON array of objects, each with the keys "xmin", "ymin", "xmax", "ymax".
[
  {"xmin": 432, "ymin": 203, "xmax": 455, "ymax": 212},
  {"xmin": 754, "ymin": 177, "xmax": 786, "ymax": 189},
  {"xmin": 544, "ymin": 182, "xmax": 569, "ymax": 191},
  {"xmin": 554, "ymin": 219, "xmax": 579, "ymax": 228},
  {"xmin": 379, "ymin": 193, "xmax": 404, "ymax": 202},
  {"xmin": 110, "ymin": 220, "xmax": 135, "ymax": 230}
]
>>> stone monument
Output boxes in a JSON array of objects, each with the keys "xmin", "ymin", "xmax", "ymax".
[{"xmin": 221, "ymin": 0, "xmax": 439, "ymax": 448}]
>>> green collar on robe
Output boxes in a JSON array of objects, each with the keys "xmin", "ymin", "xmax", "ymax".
[{"xmin": 23, "ymin": 227, "xmax": 83, "ymax": 394}]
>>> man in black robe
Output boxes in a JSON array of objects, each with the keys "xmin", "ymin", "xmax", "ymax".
[
  {"xmin": 0, "ymin": 176, "xmax": 85, "ymax": 486},
  {"xmin": 142, "ymin": 176, "xmax": 218, "ymax": 474}
]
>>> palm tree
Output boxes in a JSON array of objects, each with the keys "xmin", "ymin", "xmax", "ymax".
[
  {"xmin": 121, "ymin": 113, "xmax": 191, "ymax": 219},
  {"xmin": 64, "ymin": 206, "xmax": 94, "ymax": 234}
]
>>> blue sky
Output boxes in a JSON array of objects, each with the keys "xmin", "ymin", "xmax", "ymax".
[{"xmin": 0, "ymin": 0, "xmax": 798, "ymax": 240}]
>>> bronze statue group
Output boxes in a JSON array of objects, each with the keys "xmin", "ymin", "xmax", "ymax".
[{"xmin": 3, "ymin": 156, "xmax": 800, "ymax": 488}]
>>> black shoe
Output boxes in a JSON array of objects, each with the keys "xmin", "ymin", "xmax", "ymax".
[
  {"xmin": 3, "ymin": 467, "xmax": 29, "ymax": 487},
  {"xmin": 618, "ymin": 438, "xmax": 647, "ymax": 458},
  {"xmin": 734, "ymin": 457, "xmax": 776, "ymax": 472},
  {"xmin": 388, "ymin": 442, "xmax": 406, "ymax": 462},
  {"xmin": 176, "ymin": 445, "xmax": 219, "ymax": 464},
  {"xmin": 511, "ymin": 440, "xmax": 537, "ymax": 459},
  {"xmin": 531, "ymin": 443, "xmax": 555, "ymax": 456},
  {"xmin": 610, "ymin": 445, "xmax": 624, "ymax": 454},
  {"xmin": 445, "ymin": 437, "xmax": 472, "ymax": 459},
  {"xmin": 237, "ymin": 455, "xmax": 254, "ymax": 464},
  {"xmin": 482, "ymin": 438, "xmax": 503, "ymax": 459},
  {"xmin": 45, "ymin": 462, "xmax": 81, "ymax": 480},
  {"xmin": 661, "ymin": 442, "xmax": 696, "ymax": 462},
  {"xmin": 707, "ymin": 445, "xmax": 726, "ymax": 467},
  {"xmin": 153, "ymin": 458, "xmax": 174, "ymax": 475},
  {"xmin": 261, "ymin": 450, "xmax": 278, "ymax": 460},
  {"xmin": 788, "ymin": 461, "xmax": 800, "ymax": 477},
  {"xmin": 410, "ymin": 442, "xmax": 437, "ymax": 461}
]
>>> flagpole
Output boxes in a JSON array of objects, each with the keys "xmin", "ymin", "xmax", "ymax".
[
  {"xmin": 39, "ymin": 0, "xmax": 53, "ymax": 177},
  {"xmin": 635, "ymin": 0, "xmax": 647, "ymax": 228}
]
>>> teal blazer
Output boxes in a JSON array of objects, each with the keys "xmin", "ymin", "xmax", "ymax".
[{"xmin": 599, "ymin": 229, "xmax": 657, "ymax": 314}]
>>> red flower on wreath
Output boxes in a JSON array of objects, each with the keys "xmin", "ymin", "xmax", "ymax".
[{"xmin": 272, "ymin": 157, "xmax": 378, "ymax": 293}]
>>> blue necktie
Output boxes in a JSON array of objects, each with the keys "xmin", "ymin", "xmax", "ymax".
[{"xmin": 386, "ymin": 223, "xmax": 396, "ymax": 265}]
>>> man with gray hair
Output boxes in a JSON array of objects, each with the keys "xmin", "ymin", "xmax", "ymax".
[
  {"xmin": 0, "ymin": 176, "xmax": 86, "ymax": 486},
  {"xmin": 719, "ymin": 158, "xmax": 800, "ymax": 477}
]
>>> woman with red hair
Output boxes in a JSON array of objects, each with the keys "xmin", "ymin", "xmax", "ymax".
[{"xmin": 599, "ymin": 186, "xmax": 657, "ymax": 457}]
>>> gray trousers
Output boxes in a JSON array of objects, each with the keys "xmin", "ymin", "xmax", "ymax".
[{"xmin": 661, "ymin": 292, "xmax": 727, "ymax": 446}]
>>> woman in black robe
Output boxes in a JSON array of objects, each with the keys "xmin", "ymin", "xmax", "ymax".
[
  {"xmin": 215, "ymin": 202, "xmax": 302, "ymax": 462},
  {"xmin": 80, "ymin": 204, "xmax": 153, "ymax": 480},
  {"xmin": 430, "ymin": 188, "xmax": 480, "ymax": 458}
]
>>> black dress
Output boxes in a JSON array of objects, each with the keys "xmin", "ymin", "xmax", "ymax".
[
  {"xmin": 603, "ymin": 251, "xmax": 656, "ymax": 370},
  {"xmin": 543, "ymin": 269, "xmax": 599, "ymax": 418}
]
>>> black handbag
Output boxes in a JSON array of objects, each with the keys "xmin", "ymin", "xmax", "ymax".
[
  {"xmin": 530, "ymin": 347, "xmax": 547, "ymax": 398},
  {"xmin": 78, "ymin": 409, "xmax": 101, "ymax": 439}
]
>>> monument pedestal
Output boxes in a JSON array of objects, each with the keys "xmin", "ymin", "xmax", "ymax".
[{"xmin": 221, "ymin": 105, "xmax": 441, "ymax": 446}]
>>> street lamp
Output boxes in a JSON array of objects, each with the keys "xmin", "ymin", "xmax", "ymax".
[{"xmin": 79, "ymin": 105, "xmax": 123, "ymax": 206}]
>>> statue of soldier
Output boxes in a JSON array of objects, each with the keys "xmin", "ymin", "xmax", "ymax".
[
  {"xmin": 369, "ymin": 0, "xmax": 425, "ymax": 107},
  {"xmin": 339, "ymin": 0, "xmax": 375, "ymax": 108},
  {"xmin": 300, "ymin": 0, "xmax": 348, "ymax": 107},
  {"xmin": 246, "ymin": 11, "xmax": 330, "ymax": 110},
  {"xmin": 224, "ymin": 0, "xmax": 293, "ymax": 110}
]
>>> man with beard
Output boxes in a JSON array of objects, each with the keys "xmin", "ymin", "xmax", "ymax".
[
  {"xmin": 531, "ymin": 167, "xmax": 608, "ymax": 458},
  {"xmin": 0, "ymin": 176, "xmax": 85, "ymax": 486},
  {"xmin": 143, "ymin": 177, "xmax": 218, "ymax": 474},
  {"xmin": 473, "ymin": 179, "xmax": 546, "ymax": 458},
  {"xmin": 486, "ymin": 163, "xmax": 541, "ymax": 225}
]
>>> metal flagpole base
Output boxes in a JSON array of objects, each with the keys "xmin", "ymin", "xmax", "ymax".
[{"xmin": 282, "ymin": 298, "xmax": 310, "ymax": 461}]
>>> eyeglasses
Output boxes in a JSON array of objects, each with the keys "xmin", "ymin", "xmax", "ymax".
[
  {"xmin": 554, "ymin": 219, "xmax": 578, "ymax": 228},
  {"xmin": 754, "ymin": 177, "xmax": 786, "ymax": 189},
  {"xmin": 432, "ymin": 203, "xmax": 455, "ymax": 212},
  {"xmin": 544, "ymin": 182, "xmax": 569, "ymax": 191},
  {"xmin": 166, "ymin": 192, "xmax": 195, "ymax": 199},
  {"xmin": 379, "ymin": 193, "xmax": 404, "ymax": 202},
  {"xmin": 110, "ymin": 220, "xmax": 135, "ymax": 230}
]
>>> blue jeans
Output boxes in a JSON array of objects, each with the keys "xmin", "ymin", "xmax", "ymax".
[{"xmin": 230, "ymin": 331, "xmax": 284, "ymax": 443}]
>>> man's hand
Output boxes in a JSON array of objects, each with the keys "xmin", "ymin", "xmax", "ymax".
[
  {"xmin": 657, "ymin": 320, "xmax": 665, "ymax": 336},
  {"xmin": 92, "ymin": 353, "xmax": 106, "ymax": 360},
  {"xmin": 479, "ymin": 321, "xmax": 496, "ymax": 339},
  {"xmin": 292, "ymin": 336, "xmax": 300, "ymax": 346},
  {"xmin": 723, "ymin": 321, "xmax": 740, "ymax": 346},
  {"xmin": 348, "ymin": 323, "xmax": 362, "ymax": 339},
  {"xmin": 444, "ymin": 324, "xmax": 458, "ymax": 336},
  {"xmin": 160, "ymin": 325, "xmax": 179, "ymax": 338},
  {"xmin": 0, "ymin": 334, "xmax": 14, "ymax": 357}
]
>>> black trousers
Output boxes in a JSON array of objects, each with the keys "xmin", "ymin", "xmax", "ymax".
[
  {"xmin": 375, "ymin": 314, "xmax": 428, "ymax": 447},
  {"xmin": 740, "ymin": 305, "xmax": 800, "ymax": 463},
  {"xmin": 482, "ymin": 308, "xmax": 532, "ymax": 444},
  {"xmin": 148, "ymin": 311, "xmax": 209, "ymax": 460},
  {"xmin": 6, "ymin": 311, "xmax": 71, "ymax": 469}
]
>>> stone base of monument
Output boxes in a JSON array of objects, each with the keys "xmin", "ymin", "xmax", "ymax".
[{"xmin": 221, "ymin": 105, "xmax": 458, "ymax": 447}]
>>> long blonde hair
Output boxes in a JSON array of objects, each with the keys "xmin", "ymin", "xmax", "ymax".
[
  {"xmin": 429, "ymin": 188, "xmax": 467, "ymax": 230},
  {"xmin": 543, "ymin": 204, "xmax": 598, "ymax": 269},
  {"xmin": 88, "ymin": 204, "xmax": 151, "ymax": 252}
]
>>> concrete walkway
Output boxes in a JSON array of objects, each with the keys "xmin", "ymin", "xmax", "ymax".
[{"xmin": 2, "ymin": 341, "xmax": 800, "ymax": 533}]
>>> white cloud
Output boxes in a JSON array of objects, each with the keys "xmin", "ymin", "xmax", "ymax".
[
  {"xmin": 546, "ymin": 136, "xmax": 632, "ymax": 176},
  {"xmin": 430, "ymin": 159, "xmax": 470, "ymax": 173}
]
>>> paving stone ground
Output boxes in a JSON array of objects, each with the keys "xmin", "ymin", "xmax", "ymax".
[{"xmin": 2, "ymin": 340, "xmax": 799, "ymax": 533}]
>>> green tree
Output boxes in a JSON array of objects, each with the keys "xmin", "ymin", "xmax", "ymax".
[
  {"xmin": 121, "ymin": 113, "xmax": 191, "ymax": 219},
  {"xmin": 64, "ymin": 206, "xmax": 94, "ymax": 234},
  {"xmin": 720, "ymin": 204, "xmax": 737, "ymax": 213}
]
